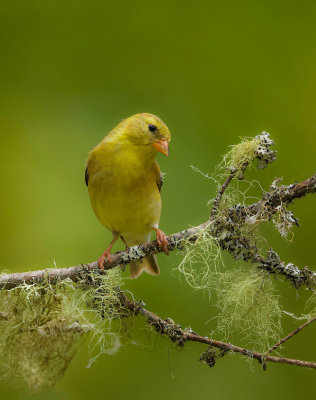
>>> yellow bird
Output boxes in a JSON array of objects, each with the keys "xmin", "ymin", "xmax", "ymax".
[{"xmin": 85, "ymin": 113, "xmax": 171, "ymax": 278}]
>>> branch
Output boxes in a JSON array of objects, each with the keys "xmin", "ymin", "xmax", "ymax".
[
  {"xmin": 0, "ymin": 175, "xmax": 315, "ymax": 290},
  {"xmin": 267, "ymin": 317, "xmax": 316, "ymax": 355},
  {"xmin": 210, "ymin": 172, "xmax": 235, "ymax": 217},
  {"xmin": 245, "ymin": 175, "xmax": 316, "ymax": 220},
  {"xmin": 121, "ymin": 293, "xmax": 316, "ymax": 370}
]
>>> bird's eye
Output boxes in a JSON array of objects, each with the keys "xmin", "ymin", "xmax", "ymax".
[{"xmin": 148, "ymin": 124, "xmax": 157, "ymax": 133}]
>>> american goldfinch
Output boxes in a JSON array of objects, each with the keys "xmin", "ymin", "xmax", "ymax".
[{"xmin": 85, "ymin": 113, "xmax": 171, "ymax": 278}]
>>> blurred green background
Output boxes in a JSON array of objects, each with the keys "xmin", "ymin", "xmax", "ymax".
[{"xmin": 1, "ymin": 0, "xmax": 316, "ymax": 399}]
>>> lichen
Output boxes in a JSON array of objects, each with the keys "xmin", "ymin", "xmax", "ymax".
[
  {"xmin": 218, "ymin": 131, "xmax": 276, "ymax": 179},
  {"xmin": 221, "ymin": 137, "xmax": 261, "ymax": 178},
  {"xmin": 272, "ymin": 204, "xmax": 299, "ymax": 238},
  {"xmin": 211, "ymin": 205, "xmax": 261, "ymax": 263},
  {"xmin": 78, "ymin": 269, "xmax": 128, "ymax": 367},
  {"xmin": 304, "ymin": 291, "xmax": 316, "ymax": 320},
  {"xmin": 178, "ymin": 225, "xmax": 224, "ymax": 292},
  {"xmin": 0, "ymin": 268, "xmax": 125, "ymax": 392},
  {"xmin": 215, "ymin": 266, "xmax": 282, "ymax": 351},
  {"xmin": 121, "ymin": 245, "xmax": 146, "ymax": 262},
  {"xmin": 255, "ymin": 132, "xmax": 277, "ymax": 169},
  {"xmin": 199, "ymin": 346, "xmax": 229, "ymax": 368},
  {"xmin": 0, "ymin": 280, "xmax": 85, "ymax": 392},
  {"xmin": 179, "ymin": 133, "xmax": 282, "ymax": 353},
  {"xmin": 178, "ymin": 226, "xmax": 282, "ymax": 352}
]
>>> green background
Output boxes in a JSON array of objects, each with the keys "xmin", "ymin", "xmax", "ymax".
[{"xmin": 0, "ymin": 0, "xmax": 315, "ymax": 399}]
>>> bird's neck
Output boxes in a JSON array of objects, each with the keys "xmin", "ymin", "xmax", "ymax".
[{"xmin": 114, "ymin": 137, "xmax": 157, "ymax": 168}]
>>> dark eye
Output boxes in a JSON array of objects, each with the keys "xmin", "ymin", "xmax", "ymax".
[{"xmin": 148, "ymin": 124, "xmax": 157, "ymax": 132}]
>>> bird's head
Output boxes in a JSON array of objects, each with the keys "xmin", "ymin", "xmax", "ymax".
[{"xmin": 119, "ymin": 113, "xmax": 171, "ymax": 157}]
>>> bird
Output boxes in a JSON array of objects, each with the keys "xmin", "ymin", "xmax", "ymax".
[{"xmin": 85, "ymin": 113, "xmax": 171, "ymax": 278}]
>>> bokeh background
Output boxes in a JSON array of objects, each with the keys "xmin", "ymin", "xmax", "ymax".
[{"xmin": 1, "ymin": 0, "xmax": 316, "ymax": 399}]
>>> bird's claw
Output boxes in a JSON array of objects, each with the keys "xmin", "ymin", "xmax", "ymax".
[
  {"xmin": 155, "ymin": 229, "xmax": 169, "ymax": 255},
  {"xmin": 98, "ymin": 249, "xmax": 112, "ymax": 270}
]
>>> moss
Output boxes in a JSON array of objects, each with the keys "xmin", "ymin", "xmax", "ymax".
[
  {"xmin": 78, "ymin": 269, "xmax": 127, "ymax": 367},
  {"xmin": 199, "ymin": 347, "xmax": 217, "ymax": 367},
  {"xmin": 215, "ymin": 266, "xmax": 282, "ymax": 351},
  {"xmin": 272, "ymin": 204, "xmax": 299, "ymax": 239},
  {"xmin": 0, "ymin": 268, "xmax": 125, "ymax": 392},
  {"xmin": 178, "ymin": 225, "xmax": 282, "ymax": 352},
  {"xmin": 0, "ymin": 280, "xmax": 85, "ymax": 392},
  {"xmin": 220, "ymin": 137, "xmax": 261, "ymax": 178},
  {"xmin": 199, "ymin": 346, "xmax": 229, "ymax": 368},
  {"xmin": 180, "ymin": 135, "xmax": 282, "ymax": 352},
  {"xmin": 304, "ymin": 291, "xmax": 316, "ymax": 319},
  {"xmin": 215, "ymin": 131, "xmax": 276, "ymax": 181},
  {"xmin": 178, "ymin": 224, "xmax": 224, "ymax": 292}
]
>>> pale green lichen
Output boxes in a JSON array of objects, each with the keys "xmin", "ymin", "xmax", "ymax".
[
  {"xmin": 78, "ymin": 269, "xmax": 127, "ymax": 367},
  {"xmin": 215, "ymin": 266, "xmax": 282, "ymax": 351},
  {"xmin": 179, "ymin": 134, "xmax": 282, "ymax": 353},
  {"xmin": 121, "ymin": 246, "xmax": 146, "ymax": 262},
  {"xmin": 304, "ymin": 291, "xmax": 316, "ymax": 320},
  {"xmin": 178, "ymin": 227, "xmax": 282, "ymax": 352},
  {"xmin": 0, "ymin": 280, "xmax": 85, "ymax": 392},
  {"xmin": 0, "ymin": 268, "xmax": 125, "ymax": 392},
  {"xmin": 178, "ymin": 224, "xmax": 224, "ymax": 292},
  {"xmin": 217, "ymin": 131, "xmax": 276, "ymax": 180},
  {"xmin": 220, "ymin": 136, "xmax": 261, "ymax": 178},
  {"xmin": 272, "ymin": 204, "xmax": 299, "ymax": 239}
]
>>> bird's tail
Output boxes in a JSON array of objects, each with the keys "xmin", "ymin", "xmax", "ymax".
[
  {"xmin": 123, "ymin": 233, "xmax": 160, "ymax": 279},
  {"xmin": 130, "ymin": 255, "xmax": 160, "ymax": 279}
]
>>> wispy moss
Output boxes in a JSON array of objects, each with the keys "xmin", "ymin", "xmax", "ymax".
[
  {"xmin": 179, "ymin": 133, "xmax": 282, "ymax": 353},
  {"xmin": 78, "ymin": 269, "xmax": 128, "ymax": 367},
  {"xmin": 220, "ymin": 137, "xmax": 261, "ymax": 178},
  {"xmin": 272, "ymin": 204, "xmax": 299, "ymax": 239},
  {"xmin": 217, "ymin": 131, "xmax": 276, "ymax": 180},
  {"xmin": 304, "ymin": 291, "xmax": 316, "ymax": 320},
  {"xmin": 0, "ymin": 268, "xmax": 125, "ymax": 392},
  {"xmin": 178, "ymin": 226, "xmax": 282, "ymax": 351},
  {"xmin": 216, "ymin": 267, "xmax": 282, "ymax": 351},
  {"xmin": 178, "ymin": 224, "xmax": 224, "ymax": 292}
]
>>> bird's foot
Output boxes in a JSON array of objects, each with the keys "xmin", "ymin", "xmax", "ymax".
[
  {"xmin": 98, "ymin": 248, "xmax": 112, "ymax": 270},
  {"xmin": 154, "ymin": 228, "xmax": 169, "ymax": 255}
]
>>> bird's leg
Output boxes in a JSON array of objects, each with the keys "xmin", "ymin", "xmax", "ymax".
[
  {"xmin": 152, "ymin": 227, "xmax": 169, "ymax": 255},
  {"xmin": 98, "ymin": 233, "xmax": 119, "ymax": 270}
]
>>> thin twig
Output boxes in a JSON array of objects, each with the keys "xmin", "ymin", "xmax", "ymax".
[
  {"xmin": 267, "ymin": 316, "xmax": 316, "ymax": 354},
  {"xmin": 210, "ymin": 172, "xmax": 236, "ymax": 217}
]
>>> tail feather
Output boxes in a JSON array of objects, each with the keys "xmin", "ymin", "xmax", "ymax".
[{"xmin": 130, "ymin": 255, "xmax": 160, "ymax": 279}]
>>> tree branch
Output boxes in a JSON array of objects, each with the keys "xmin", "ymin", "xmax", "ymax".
[
  {"xmin": 0, "ymin": 175, "xmax": 315, "ymax": 290},
  {"xmin": 244, "ymin": 175, "xmax": 316, "ymax": 220},
  {"xmin": 120, "ymin": 293, "xmax": 316, "ymax": 370},
  {"xmin": 210, "ymin": 172, "xmax": 236, "ymax": 217}
]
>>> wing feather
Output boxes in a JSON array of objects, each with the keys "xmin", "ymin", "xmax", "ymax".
[
  {"xmin": 154, "ymin": 162, "xmax": 163, "ymax": 192},
  {"xmin": 85, "ymin": 167, "xmax": 89, "ymax": 187}
]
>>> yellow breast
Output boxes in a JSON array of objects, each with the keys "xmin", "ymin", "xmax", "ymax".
[{"xmin": 87, "ymin": 138, "xmax": 162, "ymax": 237}]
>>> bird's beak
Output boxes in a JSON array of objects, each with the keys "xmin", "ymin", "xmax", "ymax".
[{"xmin": 151, "ymin": 139, "xmax": 169, "ymax": 156}]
